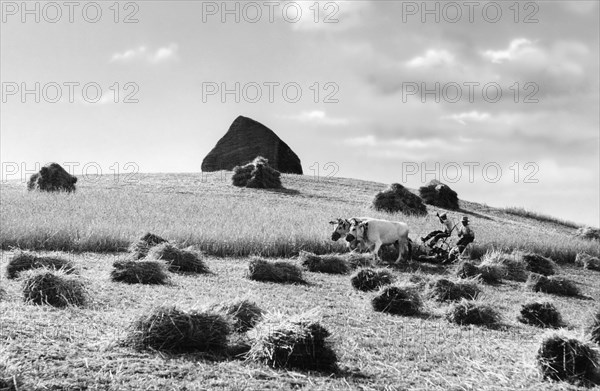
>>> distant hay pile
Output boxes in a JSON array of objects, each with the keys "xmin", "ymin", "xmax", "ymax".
[
  {"xmin": 479, "ymin": 250, "xmax": 528, "ymax": 282},
  {"xmin": 517, "ymin": 251, "xmax": 556, "ymax": 276},
  {"xmin": 575, "ymin": 253, "xmax": 600, "ymax": 271},
  {"xmin": 298, "ymin": 251, "xmax": 349, "ymax": 274},
  {"xmin": 425, "ymin": 278, "xmax": 481, "ymax": 302},
  {"xmin": 446, "ymin": 299, "xmax": 501, "ymax": 326},
  {"xmin": 575, "ymin": 226, "xmax": 600, "ymax": 242},
  {"xmin": 129, "ymin": 232, "xmax": 168, "ymax": 260},
  {"xmin": 147, "ymin": 243, "xmax": 209, "ymax": 274},
  {"xmin": 247, "ymin": 257, "xmax": 304, "ymax": 284},
  {"xmin": 210, "ymin": 298, "xmax": 264, "ymax": 333},
  {"xmin": 372, "ymin": 183, "xmax": 427, "ymax": 216},
  {"xmin": 589, "ymin": 311, "xmax": 600, "ymax": 345},
  {"xmin": 418, "ymin": 179, "xmax": 459, "ymax": 210},
  {"xmin": 111, "ymin": 260, "xmax": 169, "ymax": 285},
  {"xmin": 27, "ymin": 162, "xmax": 77, "ymax": 192},
  {"xmin": 372, "ymin": 285, "xmax": 422, "ymax": 316},
  {"xmin": 536, "ymin": 331, "xmax": 600, "ymax": 386},
  {"xmin": 350, "ymin": 268, "xmax": 394, "ymax": 292},
  {"xmin": 232, "ymin": 156, "xmax": 282, "ymax": 189},
  {"xmin": 7, "ymin": 251, "xmax": 76, "ymax": 279},
  {"xmin": 22, "ymin": 269, "xmax": 87, "ymax": 308},
  {"xmin": 125, "ymin": 306, "xmax": 231, "ymax": 353},
  {"xmin": 526, "ymin": 273, "xmax": 580, "ymax": 297},
  {"xmin": 247, "ymin": 310, "xmax": 338, "ymax": 372},
  {"xmin": 454, "ymin": 260, "xmax": 503, "ymax": 284},
  {"xmin": 518, "ymin": 302, "xmax": 563, "ymax": 328}
]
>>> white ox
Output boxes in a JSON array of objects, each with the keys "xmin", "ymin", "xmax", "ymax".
[{"xmin": 346, "ymin": 218, "xmax": 411, "ymax": 263}]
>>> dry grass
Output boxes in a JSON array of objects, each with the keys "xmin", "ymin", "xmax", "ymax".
[
  {"xmin": 209, "ymin": 298, "xmax": 264, "ymax": 333},
  {"xmin": 21, "ymin": 269, "xmax": 87, "ymax": 308},
  {"xmin": 350, "ymin": 267, "xmax": 394, "ymax": 292},
  {"xmin": 526, "ymin": 273, "xmax": 581, "ymax": 297},
  {"xmin": 110, "ymin": 260, "xmax": 169, "ymax": 285},
  {"xmin": 454, "ymin": 260, "xmax": 503, "ymax": 284},
  {"xmin": 6, "ymin": 251, "xmax": 76, "ymax": 279},
  {"xmin": 147, "ymin": 243, "xmax": 209, "ymax": 274},
  {"xmin": 371, "ymin": 285, "xmax": 423, "ymax": 316},
  {"xmin": 298, "ymin": 251, "xmax": 349, "ymax": 274},
  {"xmin": 479, "ymin": 249, "xmax": 528, "ymax": 282},
  {"xmin": 128, "ymin": 233, "xmax": 168, "ymax": 260},
  {"xmin": 425, "ymin": 278, "xmax": 481, "ymax": 302},
  {"xmin": 590, "ymin": 310, "xmax": 600, "ymax": 345},
  {"xmin": 247, "ymin": 257, "xmax": 304, "ymax": 284},
  {"xmin": 518, "ymin": 302, "xmax": 563, "ymax": 328},
  {"xmin": 446, "ymin": 300, "xmax": 501, "ymax": 327}
]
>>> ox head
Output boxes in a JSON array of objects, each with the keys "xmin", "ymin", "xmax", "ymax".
[
  {"xmin": 346, "ymin": 221, "xmax": 368, "ymax": 243},
  {"xmin": 329, "ymin": 218, "xmax": 350, "ymax": 241}
]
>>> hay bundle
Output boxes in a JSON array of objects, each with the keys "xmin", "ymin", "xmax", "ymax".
[
  {"xmin": 446, "ymin": 299, "xmax": 501, "ymax": 326},
  {"xmin": 479, "ymin": 250, "xmax": 528, "ymax": 282},
  {"xmin": 232, "ymin": 156, "xmax": 282, "ymax": 189},
  {"xmin": 129, "ymin": 232, "xmax": 168, "ymax": 260},
  {"xmin": 418, "ymin": 180, "xmax": 459, "ymax": 210},
  {"xmin": 537, "ymin": 331, "xmax": 600, "ymax": 386},
  {"xmin": 298, "ymin": 251, "xmax": 349, "ymax": 274},
  {"xmin": 110, "ymin": 260, "xmax": 169, "ymax": 285},
  {"xmin": 526, "ymin": 273, "xmax": 580, "ymax": 297},
  {"xmin": 350, "ymin": 268, "xmax": 394, "ymax": 292},
  {"xmin": 454, "ymin": 260, "xmax": 502, "ymax": 284},
  {"xmin": 518, "ymin": 252, "xmax": 556, "ymax": 276},
  {"xmin": 22, "ymin": 269, "xmax": 87, "ymax": 307},
  {"xmin": 575, "ymin": 226, "xmax": 600, "ymax": 242},
  {"xmin": 247, "ymin": 311, "xmax": 338, "ymax": 372},
  {"xmin": 589, "ymin": 311, "xmax": 600, "ymax": 345},
  {"xmin": 210, "ymin": 298, "xmax": 264, "ymax": 333},
  {"xmin": 6, "ymin": 251, "xmax": 76, "ymax": 279},
  {"xmin": 575, "ymin": 253, "xmax": 600, "ymax": 272},
  {"xmin": 345, "ymin": 253, "xmax": 374, "ymax": 269},
  {"xmin": 125, "ymin": 306, "xmax": 231, "ymax": 353},
  {"xmin": 371, "ymin": 183, "xmax": 427, "ymax": 216},
  {"xmin": 147, "ymin": 243, "xmax": 209, "ymax": 274},
  {"xmin": 518, "ymin": 302, "xmax": 563, "ymax": 328},
  {"xmin": 372, "ymin": 285, "xmax": 422, "ymax": 316},
  {"xmin": 27, "ymin": 162, "xmax": 77, "ymax": 192},
  {"xmin": 247, "ymin": 257, "xmax": 304, "ymax": 284},
  {"xmin": 426, "ymin": 278, "xmax": 481, "ymax": 302}
]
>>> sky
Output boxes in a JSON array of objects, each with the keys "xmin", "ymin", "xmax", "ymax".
[{"xmin": 1, "ymin": 1, "xmax": 599, "ymax": 226}]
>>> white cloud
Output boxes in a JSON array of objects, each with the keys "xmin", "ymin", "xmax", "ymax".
[
  {"xmin": 290, "ymin": 1, "xmax": 368, "ymax": 31},
  {"xmin": 442, "ymin": 111, "xmax": 491, "ymax": 125},
  {"xmin": 406, "ymin": 49, "xmax": 455, "ymax": 68},
  {"xmin": 284, "ymin": 110, "xmax": 349, "ymax": 126},
  {"xmin": 344, "ymin": 135, "xmax": 377, "ymax": 146},
  {"xmin": 110, "ymin": 44, "xmax": 178, "ymax": 63},
  {"xmin": 482, "ymin": 38, "xmax": 538, "ymax": 64}
]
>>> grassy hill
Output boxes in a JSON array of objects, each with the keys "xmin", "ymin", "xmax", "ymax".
[{"xmin": 1, "ymin": 173, "xmax": 599, "ymax": 390}]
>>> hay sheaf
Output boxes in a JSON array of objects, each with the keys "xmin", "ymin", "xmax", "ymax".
[
  {"xmin": 6, "ymin": 251, "xmax": 76, "ymax": 279},
  {"xmin": 526, "ymin": 273, "xmax": 580, "ymax": 297},
  {"xmin": 298, "ymin": 251, "xmax": 349, "ymax": 274},
  {"xmin": 372, "ymin": 183, "xmax": 427, "ymax": 216},
  {"xmin": 232, "ymin": 156, "xmax": 282, "ymax": 189},
  {"xmin": 22, "ymin": 269, "xmax": 87, "ymax": 308},
  {"xmin": 147, "ymin": 243, "xmax": 210, "ymax": 274},
  {"xmin": 350, "ymin": 268, "xmax": 394, "ymax": 292},
  {"xmin": 575, "ymin": 226, "xmax": 600, "ymax": 242},
  {"xmin": 518, "ymin": 302, "xmax": 563, "ymax": 328},
  {"xmin": 575, "ymin": 253, "xmax": 600, "ymax": 272},
  {"xmin": 247, "ymin": 258, "xmax": 304, "ymax": 284},
  {"xmin": 210, "ymin": 298, "xmax": 264, "ymax": 333},
  {"xmin": 426, "ymin": 278, "xmax": 481, "ymax": 302},
  {"xmin": 27, "ymin": 162, "xmax": 77, "ymax": 192},
  {"xmin": 517, "ymin": 252, "xmax": 556, "ymax": 276},
  {"xmin": 418, "ymin": 180, "xmax": 459, "ymax": 210},
  {"xmin": 446, "ymin": 299, "xmax": 501, "ymax": 326},
  {"xmin": 589, "ymin": 311, "xmax": 600, "ymax": 345},
  {"xmin": 125, "ymin": 306, "xmax": 231, "ymax": 353},
  {"xmin": 129, "ymin": 232, "xmax": 168, "ymax": 260},
  {"xmin": 455, "ymin": 260, "xmax": 503, "ymax": 284},
  {"xmin": 247, "ymin": 311, "xmax": 338, "ymax": 372},
  {"xmin": 480, "ymin": 250, "xmax": 528, "ymax": 282},
  {"xmin": 536, "ymin": 331, "xmax": 600, "ymax": 386},
  {"xmin": 111, "ymin": 260, "xmax": 169, "ymax": 285},
  {"xmin": 372, "ymin": 285, "xmax": 422, "ymax": 316},
  {"xmin": 0, "ymin": 364, "xmax": 20, "ymax": 391}
]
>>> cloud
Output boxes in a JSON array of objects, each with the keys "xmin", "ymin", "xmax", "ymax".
[
  {"xmin": 110, "ymin": 44, "xmax": 178, "ymax": 63},
  {"xmin": 482, "ymin": 38, "xmax": 537, "ymax": 64},
  {"xmin": 344, "ymin": 135, "xmax": 377, "ymax": 146},
  {"xmin": 442, "ymin": 111, "xmax": 491, "ymax": 125},
  {"xmin": 406, "ymin": 49, "xmax": 455, "ymax": 68},
  {"xmin": 290, "ymin": 1, "xmax": 368, "ymax": 31},
  {"xmin": 284, "ymin": 110, "xmax": 349, "ymax": 126}
]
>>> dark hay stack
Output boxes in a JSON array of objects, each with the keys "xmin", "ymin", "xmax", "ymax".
[
  {"xmin": 517, "ymin": 252, "xmax": 556, "ymax": 276},
  {"xmin": 27, "ymin": 162, "xmax": 77, "ymax": 192},
  {"xmin": 418, "ymin": 180, "xmax": 459, "ymax": 210},
  {"xmin": 110, "ymin": 260, "xmax": 169, "ymax": 285},
  {"xmin": 247, "ymin": 311, "xmax": 338, "ymax": 373},
  {"xmin": 446, "ymin": 299, "xmax": 501, "ymax": 326},
  {"xmin": 298, "ymin": 251, "xmax": 349, "ymax": 274},
  {"xmin": 210, "ymin": 298, "xmax": 264, "ymax": 333},
  {"xmin": 454, "ymin": 260, "xmax": 503, "ymax": 284},
  {"xmin": 350, "ymin": 268, "xmax": 394, "ymax": 292},
  {"xmin": 575, "ymin": 253, "xmax": 600, "ymax": 272},
  {"xmin": 22, "ymin": 270, "xmax": 87, "ymax": 308},
  {"xmin": 518, "ymin": 302, "xmax": 563, "ymax": 328},
  {"xmin": 589, "ymin": 311, "xmax": 600, "ymax": 345},
  {"xmin": 247, "ymin": 257, "xmax": 304, "ymax": 284},
  {"xmin": 372, "ymin": 285, "xmax": 422, "ymax": 316},
  {"xmin": 480, "ymin": 250, "xmax": 528, "ymax": 282},
  {"xmin": 128, "ymin": 232, "xmax": 168, "ymax": 260},
  {"xmin": 147, "ymin": 243, "xmax": 209, "ymax": 274},
  {"xmin": 575, "ymin": 226, "xmax": 600, "ymax": 242},
  {"xmin": 7, "ymin": 251, "xmax": 76, "ymax": 279},
  {"xmin": 426, "ymin": 278, "xmax": 481, "ymax": 302},
  {"xmin": 526, "ymin": 273, "xmax": 580, "ymax": 297},
  {"xmin": 537, "ymin": 331, "xmax": 600, "ymax": 386},
  {"xmin": 371, "ymin": 183, "xmax": 427, "ymax": 216},
  {"xmin": 125, "ymin": 306, "xmax": 231, "ymax": 353},
  {"xmin": 232, "ymin": 156, "xmax": 282, "ymax": 189}
]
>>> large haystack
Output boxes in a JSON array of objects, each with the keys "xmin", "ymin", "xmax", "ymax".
[
  {"xmin": 372, "ymin": 183, "xmax": 427, "ymax": 216},
  {"xmin": 27, "ymin": 163, "xmax": 77, "ymax": 192},
  {"xmin": 575, "ymin": 227, "xmax": 600, "ymax": 242},
  {"xmin": 232, "ymin": 156, "xmax": 282, "ymax": 189},
  {"xmin": 418, "ymin": 179, "xmax": 459, "ymax": 210}
]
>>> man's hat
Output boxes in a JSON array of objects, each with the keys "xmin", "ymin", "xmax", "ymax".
[{"xmin": 462, "ymin": 216, "xmax": 469, "ymax": 223}]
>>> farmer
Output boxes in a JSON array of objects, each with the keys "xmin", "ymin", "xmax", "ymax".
[
  {"xmin": 421, "ymin": 212, "xmax": 455, "ymax": 247},
  {"xmin": 456, "ymin": 216, "xmax": 475, "ymax": 254}
]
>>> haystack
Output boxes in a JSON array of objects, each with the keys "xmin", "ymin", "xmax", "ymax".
[
  {"xmin": 575, "ymin": 226, "xmax": 600, "ymax": 242},
  {"xmin": 298, "ymin": 251, "xmax": 349, "ymax": 274},
  {"xmin": 210, "ymin": 298, "xmax": 264, "ymax": 333},
  {"xmin": 446, "ymin": 299, "xmax": 501, "ymax": 326},
  {"xmin": 232, "ymin": 156, "xmax": 282, "ymax": 189},
  {"xmin": 454, "ymin": 260, "xmax": 503, "ymax": 284},
  {"xmin": 22, "ymin": 269, "xmax": 87, "ymax": 308},
  {"xmin": 517, "ymin": 251, "xmax": 556, "ymax": 276},
  {"xmin": 526, "ymin": 273, "xmax": 580, "ymax": 297},
  {"xmin": 147, "ymin": 243, "xmax": 209, "ymax": 274},
  {"xmin": 418, "ymin": 179, "xmax": 459, "ymax": 210},
  {"xmin": 7, "ymin": 251, "xmax": 76, "ymax": 279},
  {"xmin": 589, "ymin": 311, "xmax": 600, "ymax": 345},
  {"xmin": 129, "ymin": 232, "xmax": 168, "ymax": 260},
  {"xmin": 425, "ymin": 278, "xmax": 481, "ymax": 302},
  {"xmin": 518, "ymin": 302, "xmax": 563, "ymax": 328},
  {"xmin": 350, "ymin": 268, "xmax": 394, "ymax": 292},
  {"xmin": 372, "ymin": 183, "xmax": 427, "ymax": 216},
  {"xmin": 575, "ymin": 253, "xmax": 600, "ymax": 272},
  {"xmin": 536, "ymin": 331, "xmax": 600, "ymax": 386},
  {"xmin": 345, "ymin": 253, "xmax": 374, "ymax": 269},
  {"xmin": 479, "ymin": 250, "xmax": 528, "ymax": 282},
  {"xmin": 27, "ymin": 162, "xmax": 77, "ymax": 192},
  {"xmin": 372, "ymin": 285, "xmax": 422, "ymax": 316},
  {"xmin": 247, "ymin": 257, "xmax": 304, "ymax": 284},
  {"xmin": 247, "ymin": 311, "xmax": 338, "ymax": 372},
  {"xmin": 125, "ymin": 306, "xmax": 231, "ymax": 353},
  {"xmin": 110, "ymin": 260, "xmax": 169, "ymax": 285}
]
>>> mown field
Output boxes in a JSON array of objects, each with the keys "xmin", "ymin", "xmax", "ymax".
[{"xmin": 1, "ymin": 173, "xmax": 599, "ymax": 390}]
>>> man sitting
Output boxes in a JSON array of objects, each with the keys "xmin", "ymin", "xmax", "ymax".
[
  {"xmin": 456, "ymin": 216, "xmax": 475, "ymax": 254},
  {"xmin": 421, "ymin": 212, "xmax": 455, "ymax": 248}
]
